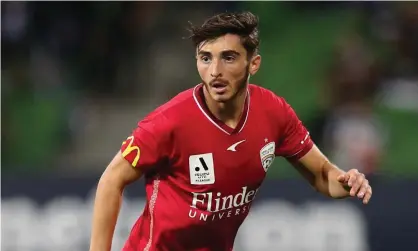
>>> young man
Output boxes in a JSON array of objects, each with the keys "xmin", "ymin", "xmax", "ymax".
[{"xmin": 90, "ymin": 11, "xmax": 372, "ymax": 251}]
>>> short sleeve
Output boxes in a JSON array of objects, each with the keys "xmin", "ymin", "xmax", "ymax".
[
  {"xmin": 120, "ymin": 113, "xmax": 171, "ymax": 172},
  {"xmin": 275, "ymin": 98, "xmax": 314, "ymax": 160}
]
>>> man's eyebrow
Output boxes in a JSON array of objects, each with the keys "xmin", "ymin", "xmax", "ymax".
[
  {"xmin": 221, "ymin": 50, "xmax": 241, "ymax": 56},
  {"xmin": 197, "ymin": 50, "xmax": 241, "ymax": 56},
  {"xmin": 197, "ymin": 50, "xmax": 211, "ymax": 56}
]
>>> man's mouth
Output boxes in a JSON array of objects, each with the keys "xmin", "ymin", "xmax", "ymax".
[{"xmin": 211, "ymin": 81, "xmax": 228, "ymax": 93}]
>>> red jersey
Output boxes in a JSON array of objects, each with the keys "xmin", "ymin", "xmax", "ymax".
[{"xmin": 120, "ymin": 84, "xmax": 313, "ymax": 251}]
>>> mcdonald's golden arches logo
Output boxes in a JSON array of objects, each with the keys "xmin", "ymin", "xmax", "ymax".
[{"xmin": 122, "ymin": 136, "xmax": 141, "ymax": 167}]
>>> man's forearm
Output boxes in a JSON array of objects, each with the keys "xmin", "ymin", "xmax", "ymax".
[
  {"xmin": 90, "ymin": 178, "xmax": 124, "ymax": 251},
  {"xmin": 297, "ymin": 146, "xmax": 371, "ymax": 202}
]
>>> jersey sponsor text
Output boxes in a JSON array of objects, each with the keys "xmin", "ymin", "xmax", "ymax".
[{"xmin": 189, "ymin": 186, "xmax": 259, "ymax": 221}]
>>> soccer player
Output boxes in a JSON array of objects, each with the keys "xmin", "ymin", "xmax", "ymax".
[{"xmin": 89, "ymin": 11, "xmax": 373, "ymax": 251}]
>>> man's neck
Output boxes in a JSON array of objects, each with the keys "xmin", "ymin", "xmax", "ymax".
[{"xmin": 203, "ymin": 85, "xmax": 247, "ymax": 129}]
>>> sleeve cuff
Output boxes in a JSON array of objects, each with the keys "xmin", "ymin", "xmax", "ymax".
[{"xmin": 285, "ymin": 140, "xmax": 314, "ymax": 161}]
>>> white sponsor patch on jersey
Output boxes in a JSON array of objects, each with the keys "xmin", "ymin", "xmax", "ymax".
[{"xmin": 189, "ymin": 153, "xmax": 215, "ymax": 185}]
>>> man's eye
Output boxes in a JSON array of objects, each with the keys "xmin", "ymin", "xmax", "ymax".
[
  {"xmin": 224, "ymin": 56, "xmax": 235, "ymax": 62},
  {"xmin": 201, "ymin": 56, "xmax": 211, "ymax": 63}
]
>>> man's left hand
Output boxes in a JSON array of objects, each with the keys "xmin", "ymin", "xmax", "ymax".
[{"xmin": 337, "ymin": 169, "xmax": 372, "ymax": 204}]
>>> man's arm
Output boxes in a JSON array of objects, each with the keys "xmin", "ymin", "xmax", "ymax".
[
  {"xmin": 89, "ymin": 151, "xmax": 142, "ymax": 251},
  {"xmin": 271, "ymin": 96, "xmax": 372, "ymax": 203},
  {"xmin": 292, "ymin": 144, "xmax": 372, "ymax": 204}
]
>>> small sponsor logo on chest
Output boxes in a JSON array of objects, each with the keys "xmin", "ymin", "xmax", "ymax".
[{"xmin": 189, "ymin": 153, "xmax": 215, "ymax": 185}]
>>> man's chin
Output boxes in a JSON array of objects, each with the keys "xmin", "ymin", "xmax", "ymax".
[{"xmin": 210, "ymin": 92, "xmax": 231, "ymax": 103}]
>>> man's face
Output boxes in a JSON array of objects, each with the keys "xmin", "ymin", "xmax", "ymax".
[{"xmin": 196, "ymin": 34, "xmax": 261, "ymax": 102}]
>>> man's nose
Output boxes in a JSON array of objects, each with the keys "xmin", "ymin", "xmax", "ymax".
[{"xmin": 210, "ymin": 60, "xmax": 222, "ymax": 78}]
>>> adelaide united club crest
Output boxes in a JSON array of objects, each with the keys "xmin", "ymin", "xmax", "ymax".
[{"xmin": 260, "ymin": 140, "xmax": 275, "ymax": 172}]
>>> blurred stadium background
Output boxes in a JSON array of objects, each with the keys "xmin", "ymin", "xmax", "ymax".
[{"xmin": 2, "ymin": 1, "xmax": 418, "ymax": 251}]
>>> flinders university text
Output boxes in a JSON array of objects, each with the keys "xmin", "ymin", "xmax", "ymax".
[{"xmin": 189, "ymin": 186, "xmax": 259, "ymax": 221}]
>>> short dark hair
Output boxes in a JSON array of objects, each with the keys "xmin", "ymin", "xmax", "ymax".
[{"xmin": 187, "ymin": 11, "xmax": 260, "ymax": 56}]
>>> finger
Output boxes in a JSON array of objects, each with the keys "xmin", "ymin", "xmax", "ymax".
[
  {"xmin": 363, "ymin": 186, "xmax": 372, "ymax": 204},
  {"xmin": 337, "ymin": 174, "xmax": 349, "ymax": 183},
  {"xmin": 357, "ymin": 180, "xmax": 369, "ymax": 199},
  {"xmin": 350, "ymin": 174, "xmax": 364, "ymax": 196},
  {"xmin": 347, "ymin": 172, "xmax": 358, "ymax": 187}
]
